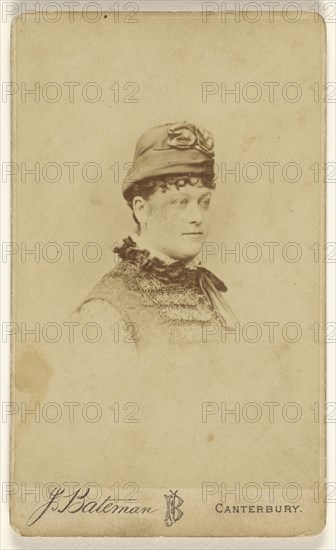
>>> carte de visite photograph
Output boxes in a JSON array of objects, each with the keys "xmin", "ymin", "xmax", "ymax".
[{"xmin": 9, "ymin": 9, "xmax": 326, "ymax": 537}]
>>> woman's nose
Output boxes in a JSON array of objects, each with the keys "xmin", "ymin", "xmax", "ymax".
[{"xmin": 187, "ymin": 203, "xmax": 203, "ymax": 224}]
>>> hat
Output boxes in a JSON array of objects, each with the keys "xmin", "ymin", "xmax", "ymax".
[{"xmin": 122, "ymin": 122, "xmax": 215, "ymax": 196}]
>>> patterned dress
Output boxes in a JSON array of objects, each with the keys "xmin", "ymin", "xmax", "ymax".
[{"xmin": 77, "ymin": 236, "xmax": 236, "ymax": 347}]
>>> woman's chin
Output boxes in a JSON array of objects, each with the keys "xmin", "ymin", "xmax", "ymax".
[{"xmin": 167, "ymin": 246, "xmax": 202, "ymax": 262}]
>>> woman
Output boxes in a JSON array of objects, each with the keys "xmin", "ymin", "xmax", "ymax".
[{"xmin": 77, "ymin": 122, "xmax": 236, "ymax": 348}]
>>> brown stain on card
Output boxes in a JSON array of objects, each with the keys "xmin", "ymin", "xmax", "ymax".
[
  {"xmin": 16, "ymin": 350, "xmax": 53, "ymax": 398},
  {"xmin": 241, "ymin": 136, "xmax": 256, "ymax": 152}
]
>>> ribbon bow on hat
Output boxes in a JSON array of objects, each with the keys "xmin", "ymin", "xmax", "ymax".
[{"xmin": 166, "ymin": 122, "xmax": 215, "ymax": 155}]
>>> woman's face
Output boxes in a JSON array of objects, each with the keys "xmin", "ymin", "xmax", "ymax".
[{"xmin": 134, "ymin": 182, "xmax": 213, "ymax": 261}]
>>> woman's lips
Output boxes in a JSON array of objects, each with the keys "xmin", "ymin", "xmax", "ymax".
[{"xmin": 181, "ymin": 232, "xmax": 203, "ymax": 240}]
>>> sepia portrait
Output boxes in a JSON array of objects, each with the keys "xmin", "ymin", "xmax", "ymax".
[{"xmin": 76, "ymin": 121, "xmax": 237, "ymax": 347}]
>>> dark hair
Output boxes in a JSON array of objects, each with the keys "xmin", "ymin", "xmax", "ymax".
[{"xmin": 124, "ymin": 174, "xmax": 217, "ymax": 226}]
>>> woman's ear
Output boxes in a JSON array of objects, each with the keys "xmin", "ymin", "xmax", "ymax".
[{"xmin": 132, "ymin": 196, "xmax": 148, "ymax": 226}]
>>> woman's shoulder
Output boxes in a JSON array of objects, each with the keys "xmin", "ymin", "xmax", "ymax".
[{"xmin": 76, "ymin": 298, "xmax": 122, "ymax": 323}]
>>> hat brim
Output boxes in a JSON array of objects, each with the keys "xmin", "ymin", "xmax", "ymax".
[{"xmin": 122, "ymin": 159, "xmax": 214, "ymax": 195}]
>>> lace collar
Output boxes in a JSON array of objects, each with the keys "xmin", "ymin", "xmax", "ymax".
[
  {"xmin": 113, "ymin": 235, "xmax": 227, "ymax": 292},
  {"xmin": 130, "ymin": 233, "xmax": 200, "ymax": 268}
]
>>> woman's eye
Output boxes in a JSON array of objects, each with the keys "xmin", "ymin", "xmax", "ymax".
[
  {"xmin": 172, "ymin": 199, "xmax": 188, "ymax": 207},
  {"xmin": 200, "ymin": 199, "xmax": 211, "ymax": 207}
]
